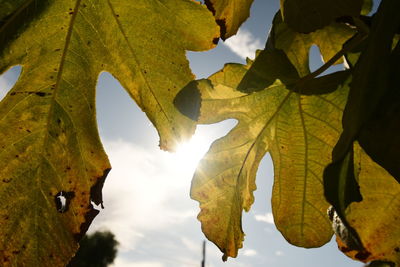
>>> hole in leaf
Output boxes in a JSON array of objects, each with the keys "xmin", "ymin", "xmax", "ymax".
[
  {"xmin": 54, "ymin": 191, "xmax": 75, "ymax": 213},
  {"xmin": 55, "ymin": 192, "xmax": 67, "ymax": 213},
  {"xmin": 309, "ymin": 45, "xmax": 344, "ymax": 77},
  {"xmin": 0, "ymin": 65, "xmax": 22, "ymax": 102}
]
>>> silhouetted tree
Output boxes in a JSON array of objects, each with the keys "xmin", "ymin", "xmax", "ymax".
[{"xmin": 67, "ymin": 231, "xmax": 119, "ymax": 267}]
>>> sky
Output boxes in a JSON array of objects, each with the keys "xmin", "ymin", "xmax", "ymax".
[{"xmin": 0, "ymin": 1, "xmax": 374, "ymax": 266}]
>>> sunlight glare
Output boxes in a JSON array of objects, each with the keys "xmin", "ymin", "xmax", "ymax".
[{"xmin": 169, "ymin": 134, "xmax": 210, "ymax": 173}]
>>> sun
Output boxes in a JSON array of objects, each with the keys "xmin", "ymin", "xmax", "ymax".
[
  {"xmin": 167, "ymin": 120, "xmax": 237, "ymax": 174},
  {"xmin": 170, "ymin": 134, "xmax": 210, "ymax": 173}
]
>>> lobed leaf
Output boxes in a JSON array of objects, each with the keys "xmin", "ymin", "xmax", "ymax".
[
  {"xmin": 0, "ymin": 0, "xmax": 218, "ymax": 265},
  {"xmin": 272, "ymin": 13, "xmax": 356, "ymax": 76},
  {"xmin": 187, "ymin": 56, "xmax": 350, "ymax": 259}
]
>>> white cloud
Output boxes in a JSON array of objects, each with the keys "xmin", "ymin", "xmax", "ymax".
[
  {"xmin": 275, "ymin": 250, "xmax": 284, "ymax": 256},
  {"xmin": 88, "ymin": 139, "xmax": 202, "ymax": 251},
  {"xmin": 87, "ymin": 121, "xmax": 238, "ymax": 266},
  {"xmin": 242, "ymin": 249, "xmax": 258, "ymax": 257},
  {"xmin": 222, "ymin": 28, "xmax": 263, "ymax": 59},
  {"xmin": 254, "ymin": 212, "xmax": 274, "ymax": 224}
]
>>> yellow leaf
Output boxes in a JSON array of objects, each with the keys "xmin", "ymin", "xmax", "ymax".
[
  {"xmin": 0, "ymin": 0, "xmax": 218, "ymax": 265},
  {"xmin": 189, "ymin": 58, "xmax": 349, "ymax": 259}
]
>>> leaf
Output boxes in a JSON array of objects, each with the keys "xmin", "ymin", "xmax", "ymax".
[
  {"xmin": 323, "ymin": 147, "xmax": 363, "ymax": 253},
  {"xmin": 236, "ymin": 49, "xmax": 300, "ymax": 93},
  {"xmin": 324, "ymin": 147, "xmax": 362, "ymax": 219},
  {"xmin": 357, "ymin": 35, "xmax": 400, "ymax": 182},
  {"xmin": 322, "ymin": 1, "xmax": 400, "ymax": 234},
  {"xmin": 188, "ymin": 56, "xmax": 349, "ymax": 259},
  {"xmin": 280, "ymin": 0, "xmax": 363, "ymax": 33},
  {"xmin": 333, "ymin": 0, "xmax": 400, "ymax": 161},
  {"xmin": 272, "ymin": 13, "xmax": 356, "ymax": 76},
  {"xmin": 236, "ymin": 47, "xmax": 351, "ymax": 95},
  {"xmin": 361, "ymin": 0, "xmax": 373, "ymax": 15},
  {"xmin": 0, "ymin": 1, "xmax": 218, "ymax": 266},
  {"xmin": 336, "ymin": 144, "xmax": 400, "ymax": 265},
  {"xmin": 204, "ymin": 0, "xmax": 254, "ymax": 40}
]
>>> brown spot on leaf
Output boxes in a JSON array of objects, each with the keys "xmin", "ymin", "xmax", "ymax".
[
  {"xmin": 204, "ymin": 0, "xmax": 227, "ymax": 40},
  {"xmin": 339, "ymin": 246, "xmax": 353, "ymax": 253},
  {"xmin": 355, "ymin": 251, "xmax": 371, "ymax": 261},
  {"xmin": 35, "ymin": 92, "xmax": 47, "ymax": 97}
]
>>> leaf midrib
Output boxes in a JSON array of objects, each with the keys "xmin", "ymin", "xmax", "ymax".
[
  {"xmin": 106, "ymin": 0, "xmax": 173, "ymax": 132},
  {"xmin": 223, "ymin": 90, "xmax": 293, "ymax": 253}
]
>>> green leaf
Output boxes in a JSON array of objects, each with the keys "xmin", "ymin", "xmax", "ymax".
[
  {"xmin": 336, "ymin": 144, "xmax": 400, "ymax": 265},
  {"xmin": 280, "ymin": 0, "xmax": 363, "ymax": 33},
  {"xmin": 272, "ymin": 13, "xmax": 356, "ymax": 76},
  {"xmin": 0, "ymin": 0, "xmax": 218, "ymax": 265},
  {"xmin": 188, "ymin": 57, "xmax": 349, "ymax": 259},
  {"xmin": 204, "ymin": 0, "xmax": 254, "ymax": 40},
  {"xmin": 0, "ymin": 0, "xmax": 27, "ymax": 24}
]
